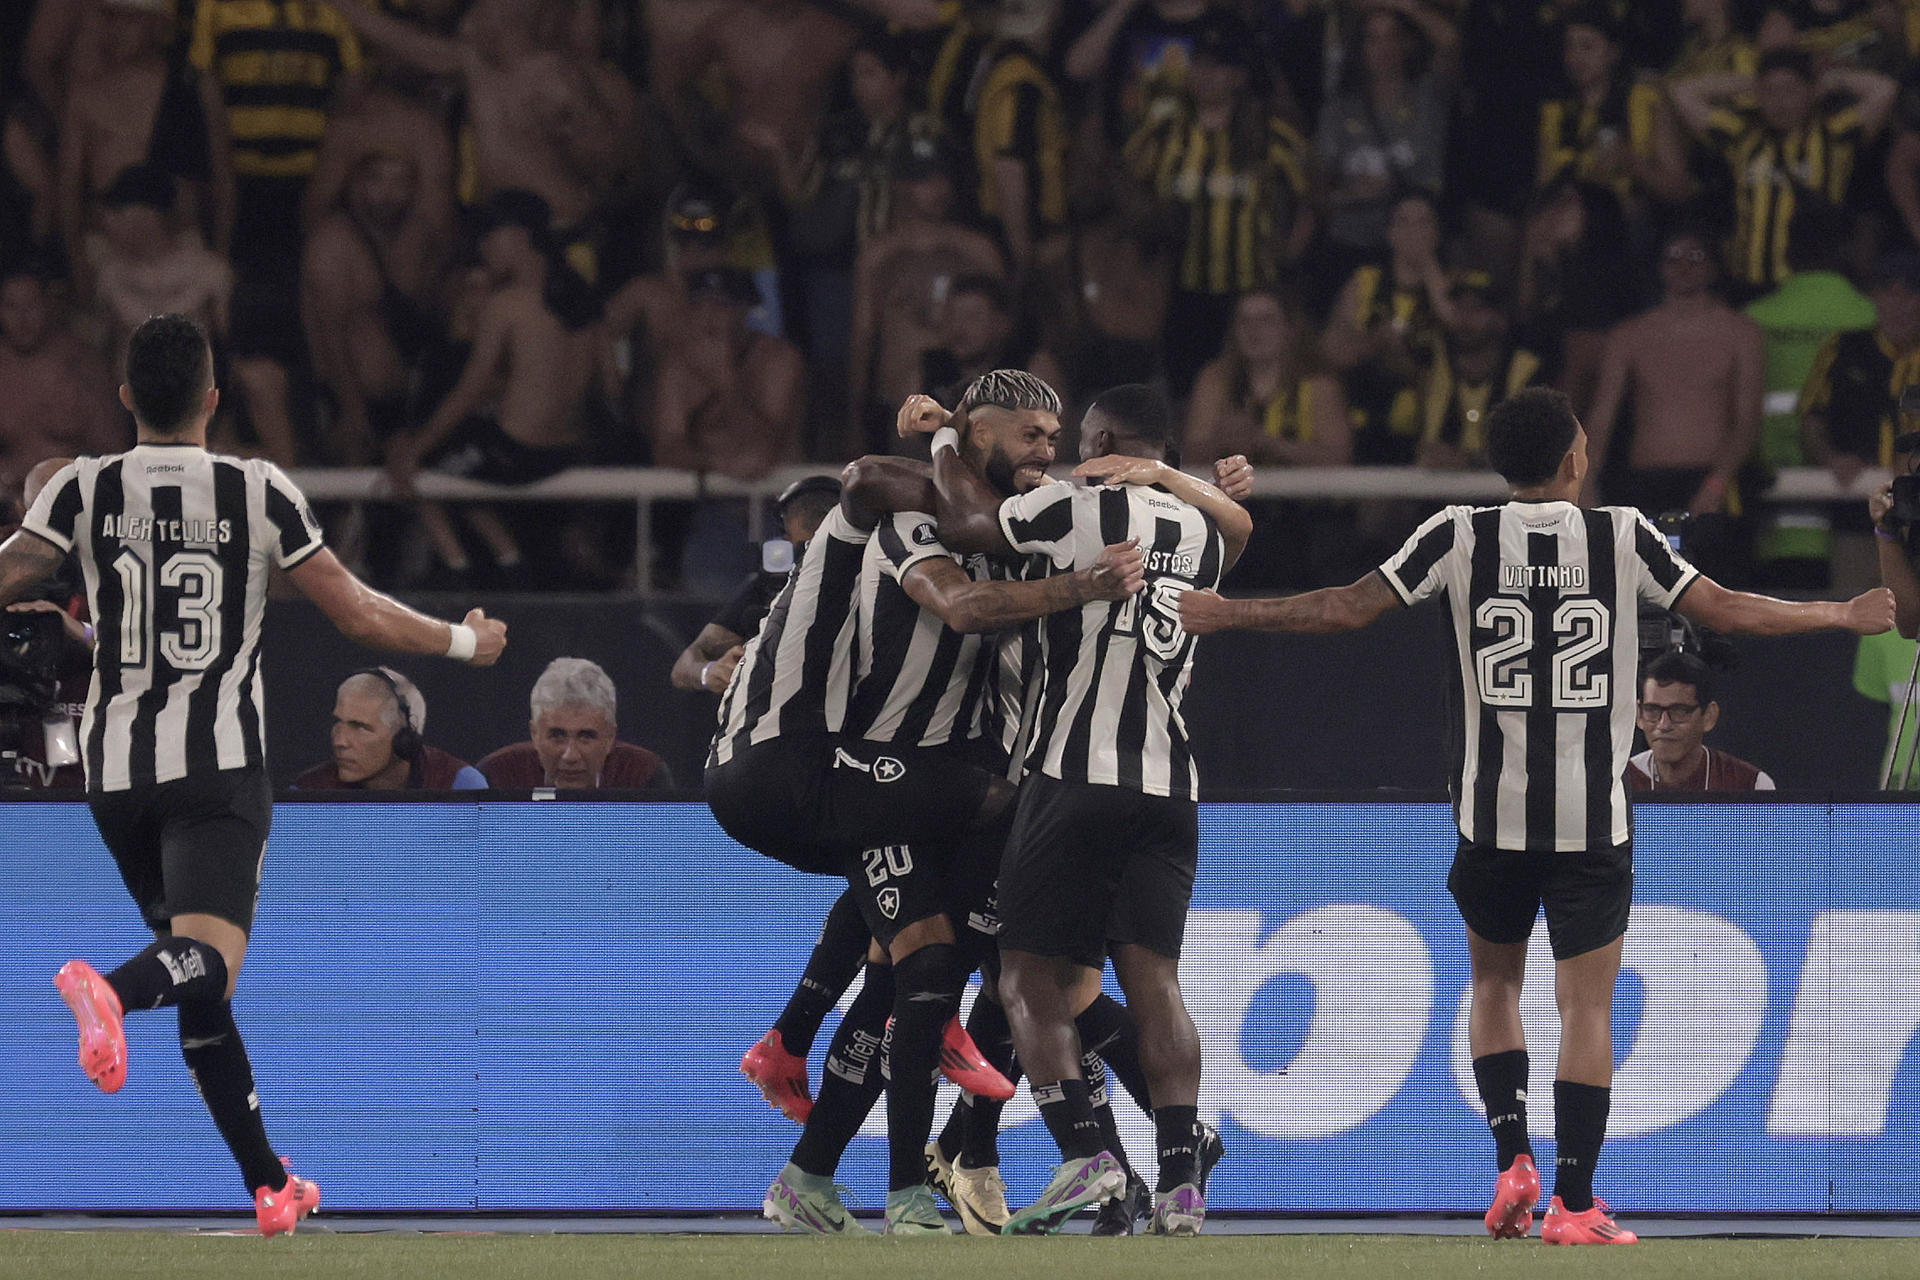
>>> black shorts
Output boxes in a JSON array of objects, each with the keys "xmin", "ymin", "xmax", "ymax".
[
  {"xmin": 1447, "ymin": 836, "xmax": 1633, "ymax": 961},
  {"xmin": 88, "ymin": 767, "xmax": 274, "ymax": 934},
  {"xmin": 996, "ymin": 772, "xmax": 1198, "ymax": 969},
  {"xmin": 431, "ymin": 415, "xmax": 576, "ymax": 485},
  {"xmin": 839, "ymin": 833, "xmax": 1000, "ymax": 954},
  {"xmin": 705, "ymin": 737, "xmax": 998, "ymax": 873}
]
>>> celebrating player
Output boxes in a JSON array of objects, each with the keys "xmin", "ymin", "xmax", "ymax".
[
  {"xmin": 911, "ymin": 382, "xmax": 1251, "ymax": 1235},
  {"xmin": 0, "ymin": 314, "xmax": 506, "ymax": 1236},
  {"xmin": 1179, "ymin": 386, "xmax": 1893, "ymax": 1244}
]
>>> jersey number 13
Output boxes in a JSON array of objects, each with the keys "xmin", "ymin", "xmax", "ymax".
[{"xmin": 113, "ymin": 548, "xmax": 224, "ymax": 671}]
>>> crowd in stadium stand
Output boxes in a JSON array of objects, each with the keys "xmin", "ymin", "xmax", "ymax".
[{"xmin": 6, "ymin": 0, "xmax": 1920, "ymax": 592}]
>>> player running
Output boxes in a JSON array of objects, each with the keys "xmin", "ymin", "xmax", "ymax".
[
  {"xmin": 1179, "ymin": 387, "xmax": 1893, "ymax": 1244},
  {"xmin": 0, "ymin": 314, "xmax": 506, "ymax": 1236}
]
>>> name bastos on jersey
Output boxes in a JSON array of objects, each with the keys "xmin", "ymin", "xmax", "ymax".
[
  {"xmin": 998, "ymin": 481, "xmax": 1223, "ymax": 801},
  {"xmin": 1378, "ymin": 500, "xmax": 1699, "ymax": 853}
]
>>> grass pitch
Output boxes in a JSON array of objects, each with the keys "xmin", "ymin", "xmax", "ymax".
[{"xmin": 1, "ymin": 1231, "xmax": 1917, "ymax": 1280}]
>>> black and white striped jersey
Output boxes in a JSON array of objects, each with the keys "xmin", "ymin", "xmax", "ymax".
[
  {"xmin": 709, "ymin": 504, "xmax": 869, "ymax": 766},
  {"xmin": 843, "ymin": 511, "xmax": 998, "ymax": 749},
  {"xmin": 999, "ymin": 482, "xmax": 1223, "ymax": 800},
  {"xmin": 21, "ymin": 444, "xmax": 326, "ymax": 792},
  {"xmin": 1378, "ymin": 500, "xmax": 1700, "ymax": 852}
]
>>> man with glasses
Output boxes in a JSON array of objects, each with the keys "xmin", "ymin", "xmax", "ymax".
[{"xmin": 1625, "ymin": 650, "xmax": 1774, "ymax": 791}]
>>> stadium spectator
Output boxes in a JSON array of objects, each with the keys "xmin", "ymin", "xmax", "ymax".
[
  {"xmin": 1745, "ymin": 202, "xmax": 1875, "ymax": 585},
  {"xmin": 1128, "ymin": 13, "xmax": 1315, "ymax": 397},
  {"xmin": 1025, "ymin": 192, "xmax": 1173, "ymax": 424},
  {"xmin": 1666, "ymin": 0, "xmax": 1756, "ymax": 79},
  {"xmin": 193, "ymin": 0, "xmax": 367, "ymax": 467},
  {"xmin": 1852, "ymin": 626, "xmax": 1920, "ymax": 787},
  {"xmin": 1670, "ymin": 49, "xmax": 1896, "ymax": 294},
  {"xmin": 320, "ymin": 0, "xmax": 641, "ymax": 263},
  {"xmin": 388, "ymin": 189, "xmax": 601, "ymax": 584},
  {"xmin": 1186, "ymin": 288, "xmax": 1350, "ymax": 468},
  {"xmin": 55, "ymin": 0, "xmax": 226, "ymax": 291},
  {"xmin": 1626, "ymin": 650, "xmax": 1776, "ymax": 791},
  {"xmin": 1064, "ymin": 0, "xmax": 1241, "ymax": 148},
  {"xmin": 966, "ymin": 0, "xmax": 1069, "ymax": 274},
  {"xmin": 848, "ymin": 135, "xmax": 1004, "ymax": 452},
  {"xmin": 0, "ymin": 260, "xmax": 126, "ymax": 496},
  {"xmin": 480, "ymin": 657, "xmax": 675, "ymax": 790},
  {"xmin": 302, "ymin": 147, "xmax": 447, "ymax": 463},
  {"xmin": 1583, "ymin": 227, "xmax": 1763, "ymax": 526},
  {"xmin": 652, "ymin": 267, "xmax": 804, "ymax": 481},
  {"xmin": 1515, "ymin": 177, "xmax": 1637, "ymax": 416},
  {"xmin": 671, "ymin": 475, "xmax": 842, "ymax": 694},
  {"xmin": 1801, "ymin": 252, "xmax": 1920, "ymax": 592},
  {"xmin": 1313, "ymin": 0, "xmax": 1456, "ymax": 289},
  {"xmin": 918, "ymin": 274, "xmax": 1052, "ymax": 434},
  {"xmin": 1322, "ymin": 189, "xmax": 1453, "ymax": 465},
  {"xmin": 293, "ymin": 667, "xmax": 485, "ymax": 791},
  {"xmin": 1, "ymin": 90, "xmax": 52, "ymax": 252},
  {"xmin": 88, "ymin": 166, "xmax": 232, "ymax": 361},
  {"xmin": 1416, "ymin": 271, "xmax": 1546, "ymax": 472},
  {"xmin": 1534, "ymin": 6, "xmax": 1686, "ymax": 213}
]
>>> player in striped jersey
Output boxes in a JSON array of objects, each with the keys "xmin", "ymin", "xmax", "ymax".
[
  {"xmin": 0, "ymin": 314, "xmax": 506, "ymax": 1235},
  {"xmin": 1179, "ymin": 387, "xmax": 1893, "ymax": 1244},
  {"xmin": 908, "ymin": 382, "xmax": 1251, "ymax": 1235}
]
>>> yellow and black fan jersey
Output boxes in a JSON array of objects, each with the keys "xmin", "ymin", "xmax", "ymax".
[
  {"xmin": 1800, "ymin": 327, "xmax": 1920, "ymax": 466},
  {"xmin": 969, "ymin": 43, "xmax": 1067, "ymax": 235},
  {"xmin": 1706, "ymin": 104, "xmax": 1863, "ymax": 287},
  {"xmin": 1420, "ymin": 345, "xmax": 1545, "ymax": 457},
  {"xmin": 1125, "ymin": 105, "xmax": 1310, "ymax": 296},
  {"xmin": 1536, "ymin": 77, "xmax": 1663, "ymax": 198},
  {"xmin": 190, "ymin": 0, "xmax": 362, "ymax": 179}
]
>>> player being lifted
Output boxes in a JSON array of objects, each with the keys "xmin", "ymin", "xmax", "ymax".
[
  {"xmin": 906, "ymin": 382, "xmax": 1252, "ymax": 1235},
  {"xmin": 1179, "ymin": 387, "xmax": 1892, "ymax": 1244},
  {"xmin": 0, "ymin": 314, "xmax": 507, "ymax": 1236}
]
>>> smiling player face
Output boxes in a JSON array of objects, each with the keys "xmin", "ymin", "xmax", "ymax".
[{"xmin": 979, "ymin": 407, "xmax": 1063, "ymax": 495}]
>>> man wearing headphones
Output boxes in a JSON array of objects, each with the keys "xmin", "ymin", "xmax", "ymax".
[{"xmin": 294, "ymin": 668, "xmax": 486, "ymax": 790}]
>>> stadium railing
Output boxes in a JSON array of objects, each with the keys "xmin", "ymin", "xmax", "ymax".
[{"xmin": 287, "ymin": 465, "xmax": 1893, "ymax": 593}]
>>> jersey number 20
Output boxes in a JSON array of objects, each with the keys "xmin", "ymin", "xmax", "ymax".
[
  {"xmin": 1474, "ymin": 597, "xmax": 1609, "ymax": 709},
  {"xmin": 112, "ymin": 548, "xmax": 224, "ymax": 671}
]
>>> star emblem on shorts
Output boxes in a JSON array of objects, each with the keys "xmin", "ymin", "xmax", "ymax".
[{"xmin": 874, "ymin": 756, "xmax": 905, "ymax": 783}]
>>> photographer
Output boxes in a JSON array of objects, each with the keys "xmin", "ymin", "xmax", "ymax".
[
  {"xmin": 0, "ymin": 458, "xmax": 92, "ymax": 789},
  {"xmin": 1625, "ymin": 650, "xmax": 1775, "ymax": 792},
  {"xmin": 1871, "ymin": 443, "xmax": 1920, "ymax": 642}
]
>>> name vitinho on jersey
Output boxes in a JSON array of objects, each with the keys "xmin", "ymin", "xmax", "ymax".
[
  {"xmin": 100, "ymin": 515, "xmax": 235, "ymax": 544},
  {"xmin": 1502, "ymin": 564, "xmax": 1586, "ymax": 590}
]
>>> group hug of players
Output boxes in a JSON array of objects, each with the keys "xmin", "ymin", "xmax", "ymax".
[
  {"xmin": 706, "ymin": 373, "xmax": 1896, "ymax": 1241},
  {"xmin": 21, "ymin": 315, "xmax": 1891, "ymax": 1240}
]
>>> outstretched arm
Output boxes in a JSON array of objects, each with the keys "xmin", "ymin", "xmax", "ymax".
[
  {"xmin": 1674, "ymin": 576, "xmax": 1894, "ymax": 636},
  {"xmin": 287, "ymin": 548, "xmax": 507, "ymax": 663},
  {"xmin": 1071, "ymin": 454, "xmax": 1254, "ymax": 571},
  {"xmin": 1179, "ymin": 571, "xmax": 1402, "ymax": 635},
  {"xmin": 0, "ymin": 531, "xmax": 65, "ymax": 609},
  {"xmin": 900, "ymin": 542, "xmax": 1143, "ymax": 634}
]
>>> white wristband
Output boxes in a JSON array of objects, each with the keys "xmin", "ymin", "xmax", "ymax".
[
  {"xmin": 446, "ymin": 623, "xmax": 477, "ymax": 661},
  {"xmin": 932, "ymin": 426, "xmax": 960, "ymax": 456},
  {"xmin": 700, "ymin": 660, "xmax": 716, "ymax": 689}
]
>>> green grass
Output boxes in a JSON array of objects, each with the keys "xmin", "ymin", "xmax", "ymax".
[{"xmin": 1, "ymin": 1232, "xmax": 1917, "ymax": 1280}]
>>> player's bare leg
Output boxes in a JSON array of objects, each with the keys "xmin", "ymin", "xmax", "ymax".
[
  {"xmin": 1542, "ymin": 936, "xmax": 1635, "ymax": 1243},
  {"xmin": 1465, "ymin": 928, "xmax": 1538, "ymax": 1237}
]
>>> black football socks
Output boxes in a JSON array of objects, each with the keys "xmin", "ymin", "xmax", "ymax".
[
  {"xmin": 1076, "ymin": 993, "xmax": 1151, "ymax": 1111},
  {"xmin": 772, "ymin": 889, "xmax": 868, "ymax": 1058},
  {"xmin": 1034, "ymin": 1076, "xmax": 1105, "ymax": 1161},
  {"xmin": 178, "ymin": 1000, "xmax": 285, "ymax": 1193},
  {"xmin": 108, "ymin": 938, "xmax": 229, "ymax": 1011},
  {"xmin": 1552, "ymin": 1080, "xmax": 1610, "ymax": 1213},
  {"xmin": 1084, "ymin": 1053, "xmax": 1135, "ymax": 1181},
  {"xmin": 1153, "ymin": 1104, "xmax": 1200, "ymax": 1191},
  {"xmin": 1472, "ymin": 1049, "xmax": 1534, "ymax": 1172},
  {"xmin": 884, "ymin": 943, "xmax": 968, "ymax": 1190},
  {"xmin": 791, "ymin": 961, "xmax": 893, "ymax": 1178}
]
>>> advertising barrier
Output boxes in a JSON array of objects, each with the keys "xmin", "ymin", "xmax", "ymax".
[{"xmin": 3, "ymin": 798, "xmax": 1914, "ymax": 1212}]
